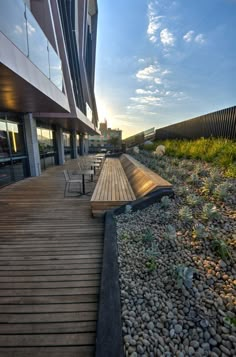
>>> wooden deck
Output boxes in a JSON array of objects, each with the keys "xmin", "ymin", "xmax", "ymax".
[
  {"xmin": 0, "ymin": 160, "xmax": 103, "ymax": 357},
  {"xmin": 91, "ymin": 158, "xmax": 136, "ymax": 217}
]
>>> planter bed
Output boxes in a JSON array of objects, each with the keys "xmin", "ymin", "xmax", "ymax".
[{"xmin": 116, "ymin": 152, "xmax": 236, "ymax": 356}]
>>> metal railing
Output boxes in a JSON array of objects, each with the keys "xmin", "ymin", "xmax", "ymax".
[
  {"xmin": 124, "ymin": 127, "xmax": 155, "ymax": 148},
  {"xmin": 155, "ymin": 106, "xmax": 236, "ymax": 140},
  {"xmin": 0, "ymin": 0, "xmax": 63, "ymax": 90}
]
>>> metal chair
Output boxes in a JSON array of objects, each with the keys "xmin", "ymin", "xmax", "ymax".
[{"xmin": 63, "ymin": 170, "xmax": 82, "ymax": 197}]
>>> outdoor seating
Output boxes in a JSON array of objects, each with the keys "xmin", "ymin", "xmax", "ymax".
[
  {"xmin": 63, "ymin": 170, "xmax": 82, "ymax": 197},
  {"xmin": 90, "ymin": 154, "xmax": 172, "ymax": 216}
]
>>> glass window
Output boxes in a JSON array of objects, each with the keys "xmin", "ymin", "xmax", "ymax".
[
  {"xmin": 0, "ymin": 120, "xmax": 10, "ymax": 159},
  {"xmin": 0, "ymin": 115, "xmax": 28, "ymax": 188},
  {"xmin": 48, "ymin": 42, "xmax": 63, "ymax": 90},
  {"xmin": 7, "ymin": 121, "xmax": 25, "ymax": 157},
  {"xmin": 63, "ymin": 133, "xmax": 71, "ymax": 147},
  {"xmin": 0, "ymin": 0, "xmax": 28, "ymax": 56},
  {"xmin": 37, "ymin": 126, "xmax": 56, "ymax": 171},
  {"xmin": 26, "ymin": 6, "xmax": 50, "ymax": 78}
]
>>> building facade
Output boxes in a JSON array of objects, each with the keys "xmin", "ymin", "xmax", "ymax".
[
  {"xmin": 0, "ymin": 0, "xmax": 99, "ymax": 188},
  {"xmin": 89, "ymin": 120, "xmax": 122, "ymax": 152}
]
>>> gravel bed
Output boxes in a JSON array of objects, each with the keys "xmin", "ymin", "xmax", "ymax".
[{"xmin": 116, "ymin": 152, "xmax": 236, "ymax": 356}]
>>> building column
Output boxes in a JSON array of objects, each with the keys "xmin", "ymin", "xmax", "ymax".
[
  {"xmin": 71, "ymin": 130, "xmax": 78, "ymax": 159},
  {"xmin": 79, "ymin": 133, "xmax": 84, "ymax": 156},
  {"xmin": 84, "ymin": 138, "xmax": 89, "ymax": 154},
  {"xmin": 55, "ymin": 126, "xmax": 65, "ymax": 165},
  {"xmin": 24, "ymin": 113, "xmax": 41, "ymax": 176}
]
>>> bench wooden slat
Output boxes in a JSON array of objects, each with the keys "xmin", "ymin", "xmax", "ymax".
[
  {"xmin": 91, "ymin": 155, "xmax": 172, "ymax": 216},
  {"xmin": 91, "ymin": 159, "xmax": 135, "ymax": 216},
  {"xmin": 120, "ymin": 154, "xmax": 172, "ymax": 198}
]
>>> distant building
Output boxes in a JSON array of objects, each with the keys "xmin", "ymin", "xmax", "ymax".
[{"xmin": 89, "ymin": 120, "xmax": 122, "ymax": 151}]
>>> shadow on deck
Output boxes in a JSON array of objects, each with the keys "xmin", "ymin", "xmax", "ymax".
[{"xmin": 0, "ymin": 159, "xmax": 104, "ymax": 357}]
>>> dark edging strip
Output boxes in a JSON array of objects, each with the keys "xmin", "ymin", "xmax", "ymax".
[
  {"xmin": 95, "ymin": 210, "xmax": 124, "ymax": 357},
  {"xmin": 96, "ymin": 187, "xmax": 174, "ymax": 357}
]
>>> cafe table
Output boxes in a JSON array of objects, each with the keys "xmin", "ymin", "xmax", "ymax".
[{"xmin": 77, "ymin": 169, "xmax": 94, "ymax": 195}]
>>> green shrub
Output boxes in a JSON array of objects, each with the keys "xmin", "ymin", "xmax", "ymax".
[{"xmin": 154, "ymin": 138, "xmax": 236, "ymax": 177}]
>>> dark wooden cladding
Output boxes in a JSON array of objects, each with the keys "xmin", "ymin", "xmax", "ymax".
[
  {"xmin": 0, "ymin": 159, "xmax": 104, "ymax": 357},
  {"xmin": 155, "ymin": 105, "xmax": 236, "ymax": 140}
]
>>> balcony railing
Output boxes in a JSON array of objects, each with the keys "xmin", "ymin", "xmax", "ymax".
[{"xmin": 0, "ymin": 0, "xmax": 63, "ymax": 91}]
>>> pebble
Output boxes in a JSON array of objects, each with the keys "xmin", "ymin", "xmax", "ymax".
[
  {"xmin": 174, "ymin": 324, "xmax": 183, "ymax": 334},
  {"xmin": 147, "ymin": 321, "xmax": 155, "ymax": 330},
  {"xmin": 117, "ymin": 157, "xmax": 236, "ymax": 356},
  {"xmin": 209, "ymin": 338, "xmax": 217, "ymax": 346},
  {"xmin": 190, "ymin": 340, "xmax": 199, "ymax": 349}
]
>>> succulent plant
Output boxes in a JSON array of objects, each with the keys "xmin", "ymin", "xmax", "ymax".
[
  {"xmin": 145, "ymin": 256, "xmax": 157, "ymax": 272},
  {"xmin": 192, "ymin": 223, "xmax": 207, "ymax": 239},
  {"xmin": 142, "ymin": 228, "xmax": 155, "ymax": 243},
  {"xmin": 160, "ymin": 196, "xmax": 171, "ymax": 209},
  {"xmin": 201, "ymin": 177, "xmax": 216, "ymax": 196},
  {"xmin": 186, "ymin": 194, "xmax": 202, "ymax": 207},
  {"xmin": 174, "ymin": 265, "xmax": 195, "ymax": 289},
  {"xmin": 201, "ymin": 203, "xmax": 219, "ymax": 221},
  {"xmin": 187, "ymin": 173, "xmax": 201, "ymax": 186},
  {"xmin": 176, "ymin": 186, "xmax": 190, "ymax": 197},
  {"xmin": 179, "ymin": 206, "xmax": 193, "ymax": 223},
  {"xmin": 209, "ymin": 167, "xmax": 221, "ymax": 182},
  {"xmin": 211, "ymin": 239, "xmax": 231, "ymax": 260},
  {"xmin": 146, "ymin": 241, "xmax": 159, "ymax": 257},
  {"xmin": 224, "ymin": 316, "xmax": 236, "ymax": 328},
  {"xmin": 213, "ymin": 182, "xmax": 232, "ymax": 201},
  {"xmin": 125, "ymin": 204, "xmax": 132, "ymax": 214},
  {"xmin": 163, "ymin": 224, "xmax": 177, "ymax": 240}
]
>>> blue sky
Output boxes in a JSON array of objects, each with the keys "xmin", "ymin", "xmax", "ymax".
[{"xmin": 95, "ymin": 0, "xmax": 236, "ymax": 138}]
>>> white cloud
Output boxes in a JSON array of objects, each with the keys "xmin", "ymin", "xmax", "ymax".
[
  {"xmin": 160, "ymin": 28, "xmax": 175, "ymax": 46},
  {"xmin": 183, "ymin": 31, "xmax": 206, "ymax": 44},
  {"xmin": 136, "ymin": 88, "xmax": 159, "ymax": 95},
  {"xmin": 154, "ymin": 77, "xmax": 162, "ymax": 84},
  {"xmin": 27, "ymin": 23, "xmax": 36, "ymax": 35},
  {"xmin": 161, "ymin": 69, "xmax": 171, "ymax": 75},
  {"xmin": 14, "ymin": 25, "xmax": 23, "ymax": 34},
  {"xmin": 138, "ymin": 58, "xmax": 145, "ymax": 63},
  {"xmin": 136, "ymin": 65, "xmax": 159, "ymax": 80},
  {"xmin": 130, "ymin": 96, "xmax": 162, "ymax": 106},
  {"xmin": 183, "ymin": 30, "xmax": 194, "ymax": 42},
  {"xmin": 195, "ymin": 34, "xmax": 206, "ymax": 44},
  {"xmin": 147, "ymin": 2, "xmax": 164, "ymax": 43}
]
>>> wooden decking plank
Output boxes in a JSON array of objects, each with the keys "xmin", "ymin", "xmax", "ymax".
[
  {"xmin": 0, "ymin": 333, "xmax": 96, "ymax": 346},
  {"xmin": 0, "ymin": 158, "xmax": 104, "ymax": 354},
  {"xmin": 0, "ymin": 346, "xmax": 94, "ymax": 357}
]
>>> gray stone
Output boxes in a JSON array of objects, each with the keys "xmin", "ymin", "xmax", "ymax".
[
  {"xmin": 137, "ymin": 345, "xmax": 144, "ymax": 354},
  {"xmin": 209, "ymin": 338, "xmax": 217, "ymax": 346},
  {"xmin": 190, "ymin": 340, "xmax": 199, "ymax": 349},
  {"xmin": 174, "ymin": 324, "xmax": 183, "ymax": 334},
  {"xmin": 167, "ymin": 311, "xmax": 174, "ymax": 319},
  {"xmin": 202, "ymin": 342, "xmax": 210, "ymax": 351},
  {"xmin": 220, "ymin": 345, "xmax": 231, "ymax": 355},
  {"xmin": 188, "ymin": 346, "xmax": 195, "ymax": 355},
  {"xmin": 147, "ymin": 321, "xmax": 155, "ymax": 330}
]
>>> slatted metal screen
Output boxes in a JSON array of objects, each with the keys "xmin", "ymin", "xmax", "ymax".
[{"xmin": 155, "ymin": 106, "xmax": 236, "ymax": 140}]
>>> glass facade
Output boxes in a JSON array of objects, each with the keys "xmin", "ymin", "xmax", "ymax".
[
  {"xmin": 0, "ymin": 0, "xmax": 63, "ymax": 90},
  {"xmin": 63, "ymin": 132, "xmax": 72, "ymax": 160},
  {"xmin": 37, "ymin": 125, "xmax": 57, "ymax": 171},
  {"xmin": 0, "ymin": 114, "xmax": 28, "ymax": 188}
]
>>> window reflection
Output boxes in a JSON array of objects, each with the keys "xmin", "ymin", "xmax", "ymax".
[
  {"xmin": 63, "ymin": 132, "xmax": 71, "ymax": 161},
  {"xmin": 0, "ymin": 120, "xmax": 10, "ymax": 159},
  {"xmin": 37, "ymin": 126, "xmax": 56, "ymax": 170},
  {"xmin": 0, "ymin": 116, "xmax": 28, "ymax": 188},
  {"xmin": 7, "ymin": 121, "xmax": 25, "ymax": 156}
]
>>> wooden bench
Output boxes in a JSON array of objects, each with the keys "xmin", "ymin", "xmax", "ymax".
[{"xmin": 91, "ymin": 154, "xmax": 172, "ymax": 217}]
